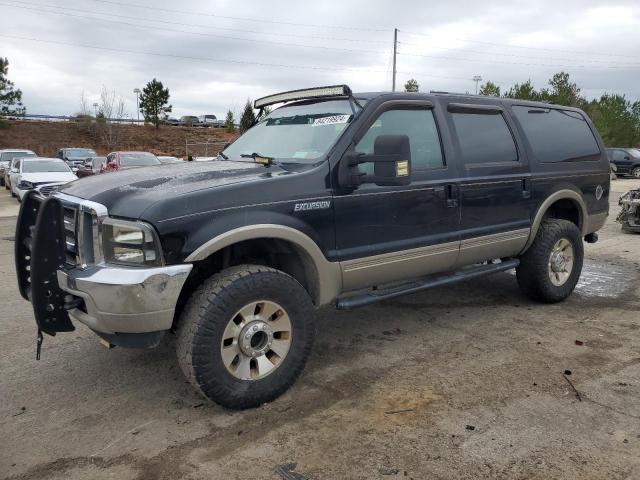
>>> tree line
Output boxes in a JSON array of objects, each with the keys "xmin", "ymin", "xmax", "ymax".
[{"xmin": 405, "ymin": 73, "xmax": 640, "ymax": 148}]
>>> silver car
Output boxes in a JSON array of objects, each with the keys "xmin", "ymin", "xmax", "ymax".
[{"xmin": 0, "ymin": 149, "xmax": 36, "ymax": 188}]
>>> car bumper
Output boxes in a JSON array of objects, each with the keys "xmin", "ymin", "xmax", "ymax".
[{"xmin": 56, "ymin": 263, "xmax": 192, "ymax": 335}]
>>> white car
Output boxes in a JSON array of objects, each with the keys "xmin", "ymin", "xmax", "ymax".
[
  {"xmin": 0, "ymin": 149, "xmax": 37, "ymax": 188},
  {"xmin": 9, "ymin": 158, "xmax": 77, "ymax": 201}
]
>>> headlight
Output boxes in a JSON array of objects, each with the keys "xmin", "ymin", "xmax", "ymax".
[
  {"xmin": 17, "ymin": 180, "xmax": 34, "ymax": 190},
  {"xmin": 102, "ymin": 218, "xmax": 163, "ymax": 267}
]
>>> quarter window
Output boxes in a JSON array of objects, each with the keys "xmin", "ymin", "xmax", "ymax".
[
  {"xmin": 512, "ymin": 106, "xmax": 600, "ymax": 163},
  {"xmin": 451, "ymin": 112, "xmax": 518, "ymax": 164},
  {"xmin": 355, "ymin": 108, "xmax": 444, "ymax": 170}
]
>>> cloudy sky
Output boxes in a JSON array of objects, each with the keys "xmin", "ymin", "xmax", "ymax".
[{"xmin": 1, "ymin": 0, "xmax": 639, "ymax": 119}]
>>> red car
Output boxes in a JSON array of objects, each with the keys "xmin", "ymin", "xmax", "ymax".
[{"xmin": 101, "ymin": 151, "xmax": 161, "ymax": 173}]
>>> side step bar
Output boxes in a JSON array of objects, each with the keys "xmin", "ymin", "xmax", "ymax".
[{"xmin": 336, "ymin": 259, "xmax": 520, "ymax": 310}]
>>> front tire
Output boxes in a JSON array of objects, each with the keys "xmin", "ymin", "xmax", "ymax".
[
  {"xmin": 632, "ymin": 167, "xmax": 640, "ymax": 179},
  {"xmin": 176, "ymin": 265, "xmax": 315, "ymax": 409},
  {"xmin": 516, "ymin": 219, "xmax": 583, "ymax": 303}
]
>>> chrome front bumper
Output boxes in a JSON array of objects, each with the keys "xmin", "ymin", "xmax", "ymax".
[{"xmin": 57, "ymin": 263, "xmax": 192, "ymax": 334}]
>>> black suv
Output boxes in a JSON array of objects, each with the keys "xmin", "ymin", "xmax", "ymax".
[
  {"xmin": 16, "ymin": 85, "xmax": 609, "ymax": 409},
  {"xmin": 607, "ymin": 147, "xmax": 640, "ymax": 177}
]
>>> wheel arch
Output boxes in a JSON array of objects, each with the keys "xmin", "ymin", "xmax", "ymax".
[
  {"xmin": 522, "ymin": 189, "xmax": 588, "ymax": 253},
  {"xmin": 184, "ymin": 224, "xmax": 342, "ymax": 306}
]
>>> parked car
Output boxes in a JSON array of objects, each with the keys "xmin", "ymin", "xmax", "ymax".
[
  {"xmin": 16, "ymin": 85, "xmax": 609, "ymax": 410},
  {"xmin": 56, "ymin": 148, "xmax": 97, "ymax": 171},
  {"xmin": 180, "ymin": 116, "xmax": 200, "ymax": 127},
  {"xmin": 101, "ymin": 151, "xmax": 161, "ymax": 173},
  {"xmin": 0, "ymin": 149, "xmax": 36, "ymax": 187},
  {"xmin": 198, "ymin": 114, "xmax": 224, "ymax": 128},
  {"xmin": 76, "ymin": 157, "xmax": 106, "ymax": 178},
  {"xmin": 157, "ymin": 156, "xmax": 182, "ymax": 164},
  {"xmin": 606, "ymin": 148, "xmax": 640, "ymax": 177},
  {"xmin": 164, "ymin": 117, "xmax": 181, "ymax": 126},
  {"xmin": 10, "ymin": 157, "xmax": 76, "ymax": 200}
]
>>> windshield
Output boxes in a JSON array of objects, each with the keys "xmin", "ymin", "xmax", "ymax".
[
  {"xmin": 222, "ymin": 99, "xmax": 355, "ymax": 163},
  {"xmin": 629, "ymin": 149, "xmax": 640, "ymax": 157},
  {"xmin": 1, "ymin": 151, "xmax": 35, "ymax": 161},
  {"xmin": 22, "ymin": 160, "xmax": 71, "ymax": 173},
  {"xmin": 120, "ymin": 153, "xmax": 160, "ymax": 166},
  {"xmin": 66, "ymin": 148, "xmax": 96, "ymax": 157}
]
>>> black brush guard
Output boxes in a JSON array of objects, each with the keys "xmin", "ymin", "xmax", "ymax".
[{"xmin": 15, "ymin": 191, "xmax": 75, "ymax": 336}]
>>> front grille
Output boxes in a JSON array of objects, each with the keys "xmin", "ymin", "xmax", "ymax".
[
  {"xmin": 63, "ymin": 206, "xmax": 78, "ymax": 265},
  {"xmin": 36, "ymin": 184, "xmax": 60, "ymax": 197}
]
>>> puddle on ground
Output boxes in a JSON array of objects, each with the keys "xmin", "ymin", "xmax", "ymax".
[
  {"xmin": 574, "ymin": 259, "xmax": 637, "ymax": 298},
  {"xmin": 508, "ymin": 258, "xmax": 636, "ymax": 299}
]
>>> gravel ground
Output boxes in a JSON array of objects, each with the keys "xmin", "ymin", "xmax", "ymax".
[{"xmin": 1, "ymin": 180, "xmax": 639, "ymax": 480}]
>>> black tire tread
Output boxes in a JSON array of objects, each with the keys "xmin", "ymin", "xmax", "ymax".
[
  {"xmin": 176, "ymin": 264, "xmax": 314, "ymax": 409},
  {"xmin": 516, "ymin": 219, "xmax": 583, "ymax": 303}
]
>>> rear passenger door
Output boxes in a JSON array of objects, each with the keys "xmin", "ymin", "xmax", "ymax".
[{"xmin": 446, "ymin": 102, "xmax": 532, "ymax": 267}]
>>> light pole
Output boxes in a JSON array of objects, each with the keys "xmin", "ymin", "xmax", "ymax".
[
  {"xmin": 472, "ymin": 75, "xmax": 482, "ymax": 95},
  {"xmin": 92, "ymin": 102, "xmax": 99, "ymax": 117},
  {"xmin": 133, "ymin": 88, "xmax": 141, "ymax": 124}
]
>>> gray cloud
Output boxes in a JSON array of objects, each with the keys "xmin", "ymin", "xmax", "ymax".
[{"xmin": 2, "ymin": 0, "xmax": 639, "ymax": 118}]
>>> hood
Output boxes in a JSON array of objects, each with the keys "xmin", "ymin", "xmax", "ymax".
[
  {"xmin": 22, "ymin": 172, "xmax": 78, "ymax": 184},
  {"xmin": 58, "ymin": 160, "xmax": 296, "ymax": 219}
]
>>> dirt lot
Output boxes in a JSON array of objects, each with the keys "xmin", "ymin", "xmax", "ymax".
[
  {"xmin": 0, "ymin": 121, "xmax": 238, "ymax": 157},
  {"xmin": 1, "ymin": 180, "xmax": 640, "ymax": 480}
]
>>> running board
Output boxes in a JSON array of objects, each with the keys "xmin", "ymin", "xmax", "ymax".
[{"xmin": 336, "ymin": 259, "xmax": 520, "ymax": 310}]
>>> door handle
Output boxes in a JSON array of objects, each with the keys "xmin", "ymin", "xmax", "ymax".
[
  {"xmin": 446, "ymin": 184, "xmax": 459, "ymax": 208},
  {"xmin": 522, "ymin": 179, "xmax": 531, "ymax": 199}
]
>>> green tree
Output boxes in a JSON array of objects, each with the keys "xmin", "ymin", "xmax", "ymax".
[
  {"xmin": 404, "ymin": 78, "xmax": 419, "ymax": 92},
  {"xmin": 225, "ymin": 109, "xmax": 235, "ymax": 132},
  {"xmin": 239, "ymin": 99, "xmax": 256, "ymax": 133},
  {"xmin": 479, "ymin": 81, "xmax": 501, "ymax": 97},
  {"xmin": 546, "ymin": 71, "xmax": 583, "ymax": 107},
  {"xmin": 504, "ymin": 80, "xmax": 539, "ymax": 101},
  {"xmin": 0, "ymin": 57, "xmax": 25, "ymax": 125},
  {"xmin": 589, "ymin": 94, "xmax": 640, "ymax": 147},
  {"xmin": 138, "ymin": 78, "xmax": 171, "ymax": 129}
]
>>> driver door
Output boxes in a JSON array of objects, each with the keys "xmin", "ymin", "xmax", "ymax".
[{"xmin": 333, "ymin": 101, "xmax": 460, "ymax": 291}]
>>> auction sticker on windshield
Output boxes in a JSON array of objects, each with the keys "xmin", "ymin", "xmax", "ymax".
[{"xmin": 312, "ymin": 114, "xmax": 351, "ymax": 126}]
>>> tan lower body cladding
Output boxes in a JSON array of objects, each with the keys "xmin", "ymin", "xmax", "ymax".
[{"xmin": 340, "ymin": 229, "xmax": 530, "ymax": 291}]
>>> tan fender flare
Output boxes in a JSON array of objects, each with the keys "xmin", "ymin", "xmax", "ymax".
[
  {"xmin": 185, "ymin": 224, "xmax": 342, "ymax": 305},
  {"xmin": 521, "ymin": 189, "xmax": 588, "ymax": 253}
]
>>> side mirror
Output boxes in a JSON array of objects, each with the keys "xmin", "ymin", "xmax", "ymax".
[
  {"xmin": 624, "ymin": 156, "xmax": 630, "ymax": 160},
  {"xmin": 339, "ymin": 134, "xmax": 412, "ymax": 187}
]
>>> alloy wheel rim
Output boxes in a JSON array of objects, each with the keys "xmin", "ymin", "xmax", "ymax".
[
  {"xmin": 220, "ymin": 300, "xmax": 293, "ymax": 380},
  {"xmin": 548, "ymin": 238, "xmax": 574, "ymax": 286},
  {"xmin": 634, "ymin": 169, "xmax": 640, "ymax": 178}
]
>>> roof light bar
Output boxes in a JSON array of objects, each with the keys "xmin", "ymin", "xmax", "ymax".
[{"xmin": 254, "ymin": 85, "xmax": 352, "ymax": 109}]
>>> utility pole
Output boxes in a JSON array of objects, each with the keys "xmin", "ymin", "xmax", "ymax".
[
  {"xmin": 473, "ymin": 75, "xmax": 482, "ymax": 95},
  {"xmin": 133, "ymin": 88, "xmax": 141, "ymax": 123},
  {"xmin": 392, "ymin": 28, "xmax": 398, "ymax": 92}
]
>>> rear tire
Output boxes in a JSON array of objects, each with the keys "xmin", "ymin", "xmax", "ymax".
[
  {"xmin": 516, "ymin": 219, "xmax": 583, "ymax": 303},
  {"xmin": 176, "ymin": 265, "xmax": 315, "ymax": 409}
]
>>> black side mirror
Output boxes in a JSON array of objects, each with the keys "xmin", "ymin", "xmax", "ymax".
[
  {"xmin": 624, "ymin": 156, "xmax": 630, "ymax": 160},
  {"xmin": 339, "ymin": 134, "xmax": 412, "ymax": 187}
]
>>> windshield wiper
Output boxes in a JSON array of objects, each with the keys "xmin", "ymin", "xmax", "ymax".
[
  {"xmin": 240, "ymin": 152, "xmax": 275, "ymax": 167},
  {"xmin": 218, "ymin": 151, "xmax": 228, "ymax": 160}
]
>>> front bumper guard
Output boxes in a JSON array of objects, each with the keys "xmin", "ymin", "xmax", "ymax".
[{"xmin": 57, "ymin": 264, "xmax": 192, "ymax": 334}]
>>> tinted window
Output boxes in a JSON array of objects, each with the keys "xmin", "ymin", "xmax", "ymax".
[
  {"xmin": 120, "ymin": 153, "xmax": 160, "ymax": 166},
  {"xmin": 356, "ymin": 109, "xmax": 444, "ymax": 170},
  {"xmin": 451, "ymin": 112, "xmax": 517, "ymax": 164},
  {"xmin": 512, "ymin": 106, "xmax": 600, "ymax": 162},
  {"xmin": 610, "ymin": 150, "xmax": 626, "ymax": 161}
]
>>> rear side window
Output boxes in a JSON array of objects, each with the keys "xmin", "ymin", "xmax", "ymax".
[
  {"xmin": 512, "ymin": 106, "xmax": 600, "ymax": 162},
  {"xmin": 451, "ymin": 113, "xmax": 517, "ymax": 164}
]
